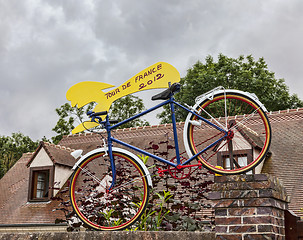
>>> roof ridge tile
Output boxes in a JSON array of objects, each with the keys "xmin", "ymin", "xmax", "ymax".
[
  {"xmin": 43, "ymin": 141, "xmax": 75, "ymax": 153},
  {"xmin": 269, "ymin": 107, "xmax": 303, "ymax": 115}
]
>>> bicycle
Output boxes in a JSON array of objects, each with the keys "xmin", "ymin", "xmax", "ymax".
[{"xmin": 68, "ymin": 82, "xmax": 271, "ymax": 231}]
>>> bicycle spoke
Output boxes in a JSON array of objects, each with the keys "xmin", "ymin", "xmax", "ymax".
[
  {"xmin": 195, "ymin": 105, "xmax": 226, "ymax": 130},
  {"xmin": 185, "ymin": 92, "xmax": 271, "ymax": 175},
  {"xmin": 70, "ymin": 151, "xmax": 150, "ymax": 230}
]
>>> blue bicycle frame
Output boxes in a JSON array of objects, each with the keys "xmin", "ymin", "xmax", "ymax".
[{"xmin": 100, "ymin": 94, "xmax": 228, "ymax": 190}]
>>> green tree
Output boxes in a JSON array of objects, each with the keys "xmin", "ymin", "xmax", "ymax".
[
  {"xmin": 0, "ymin": 133, "xmax": 39, "ymax": 178},
  {"xmin": 108, "ymin": 95, "xmax": 149, "ymax": 129},
  {"xmin": 52, "ymin": 95, "xmax": 149, "ymax": 144},
  {"xmin": 52, "ymin": 102, "xmax": 95, "ymax": 144},
  {"xmin": 158, "ymin": 54, "xmax": 303, "ymax": 123}
]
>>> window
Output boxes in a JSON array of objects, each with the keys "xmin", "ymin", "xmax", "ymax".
[
  {"xmin": 33, "ymin": 171, "xmax": 49, "ymax": 198},
  {"xmin": 217, "ymin": 149, "xmax": 254, "ymax": 174},
  {"xmin": 28, "ymin": 167, "xmax": 53, "ymax": 202}
]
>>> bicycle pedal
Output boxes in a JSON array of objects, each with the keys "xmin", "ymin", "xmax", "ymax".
[
  {"xmin": 157, "ymin": 168, "xmax": 163, "ymax": 177},
  {"xmin": 157, "ymin": 168, "xmax": 168, "ymax": 177}
]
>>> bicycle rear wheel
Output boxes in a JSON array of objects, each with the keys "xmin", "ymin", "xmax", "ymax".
[
  {"xmin": 70, "ymin": 150, "xmax": 150, "ymax": 230},
  {"xmin": 184, "ymin": 91, "xmax": 271, "ymax": 175}
]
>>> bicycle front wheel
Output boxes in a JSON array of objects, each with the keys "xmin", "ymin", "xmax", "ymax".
[
  {"xmin": 184, "ymin": 91, "xmax": 271, "ymax": 175},
  {"xmin": 70, "ymin": 150, "xmax": 150, "ymax": 230}
]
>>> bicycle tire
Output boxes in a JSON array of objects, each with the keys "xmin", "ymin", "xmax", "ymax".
[
  {"xmin": 70, "ymin": 149, "xmax": 150, "ymax": 230},
  {"xmin": 183, "ymin": 91, "xmax": 271, "ymax": 175}
]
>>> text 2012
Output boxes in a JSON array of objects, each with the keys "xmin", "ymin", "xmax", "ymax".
[{"xmin": 138, "ymin": 74, "xmax": 164, "ymax": 90}]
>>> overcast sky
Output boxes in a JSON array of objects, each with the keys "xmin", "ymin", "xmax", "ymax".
[{"xmin": 1, "ymin": 0, "xmax": 303, "ymax": 140}]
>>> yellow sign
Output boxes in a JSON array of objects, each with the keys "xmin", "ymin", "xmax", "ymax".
[{"xmin": 67, "ymin": 62, "xmax": 180, "ymax": 134}]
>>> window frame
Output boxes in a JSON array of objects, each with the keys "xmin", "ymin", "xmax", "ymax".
[
  {"xmin": 28, "ymin": 166, "xmax": 54, "ymax": 202},
  {"xmin": 217, "ymin": 149, "xmax": 254, "ymax": 173}
]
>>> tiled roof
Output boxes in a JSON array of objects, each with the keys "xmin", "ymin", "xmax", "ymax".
[
  {"xmin": 26, "ymin": 141, "xmax": 75, "ymax": 168},
  {"xmin": 58, "ymin": 123, "xmax": 186, "ymax": 162},
  {"xmin": 60, "ymin": 122, "xmax": 185, "ymax": 143},
  {"xmin": 1, "ymin": 108, "xmax": 303, "ymax": 225},
  {"xmin": 263, "ymin": 108, "xmax": 303, "ymax": 216},
  {"xmin": 0, "ymin": 153, "xmax": 65, "ymax": 224}
]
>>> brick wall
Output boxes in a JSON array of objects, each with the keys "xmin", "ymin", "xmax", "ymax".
[{"xmin": 209, "ymin": 174, "xmax": 289, "ymax": 240}]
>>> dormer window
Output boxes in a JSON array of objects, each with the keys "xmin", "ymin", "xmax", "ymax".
[
  {"xmin": 28, "ymin": 166, "xmax": 54, "ymax": 202},
  {"xmin": 217, "ymin": 149, "xmax": 254, "ymax": 174},
  {"xmin": 26, "ymin": 142, "xmax": 75, "ymax": 203}
]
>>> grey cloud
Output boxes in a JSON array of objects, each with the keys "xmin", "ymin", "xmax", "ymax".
[{"xmin": 0, "ymin": 0, "xmax": 303, "ymax": 140}]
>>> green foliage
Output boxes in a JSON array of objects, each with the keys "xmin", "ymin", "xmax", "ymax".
[
  {"xmin": 108, "ymin": 95, "xmax": 149, "ymax": 129},
  {"xmin": 137, "ymin": 154, "xmax": 156, "ymax": 170},
  {"xmin": 137, "ymin": 154, "xmax": 149, "ymax": 165},
  {"xmin": 131, "ymin": 199, "xmax": 157, "ymax": 231},
  {"xmin": 52, "ymin": 95, "xmax": 149, "ymax": 144},
  {"xmin": 131, "ymin": 155, "xmax": 171, "ymax": 231},
  {"xmin": 153, "ymin": 190, "xmax": 172, "ymax": 229},
  {"xmin": 100, "ymin": 209, "xmax": 122, "ymax": 227},
  {"xmin": 165, "ymin": 198, "xmax": 212, "ymax": 231},
  {"xmin": 0, "ymin": 133, "xmax": 39, "ymax": 178},
  {"xmin": 158, "ymin": 54, "xmax": 303, "ymax": 123},
  {"xmin": 52, "ymin": 102, "xmax": 95, "ymax": 144},
  {"xmin": 130, "ymin": 190, "xmax": 172, "ymax": 231}
]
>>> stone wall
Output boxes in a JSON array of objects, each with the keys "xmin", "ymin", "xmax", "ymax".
[
  {"xmin": 209, "ymin": 174, "xmax": 289, "ymax": 239},
  {"xmin": 0, "ymin": 231, "xmax": 215, "ymax": 240},
  {"xmin": 0, "ymin": 224, "xmax": 67, "ymax": 233}
]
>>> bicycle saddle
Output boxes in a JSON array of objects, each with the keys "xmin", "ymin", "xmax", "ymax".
[{"xmin": 151, "ymin": 82, "xmax": 181, "ymax": 100}]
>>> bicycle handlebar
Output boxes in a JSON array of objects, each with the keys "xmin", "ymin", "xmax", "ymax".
[
  {"xmin": 87, "ymin": 111, "xmax": 119, "ymax": 125},
  {"xmin": 86, "ymin": 111, "xmax": 107, "ymax": 124},
  {"xmin": 87, "ymin": 111, "xmax": 108, "ymax": 117}
]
